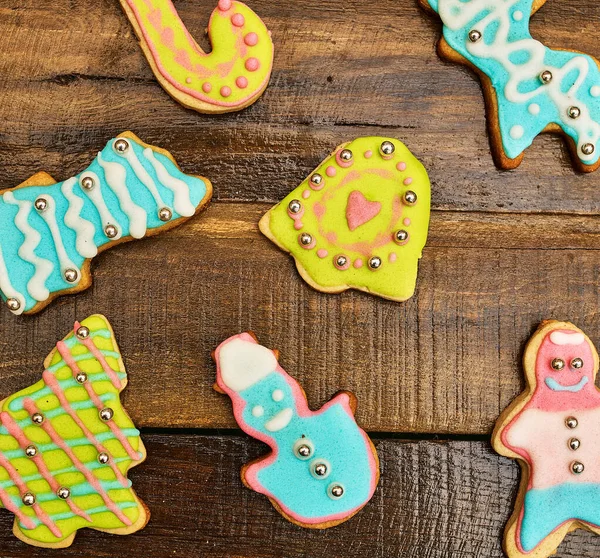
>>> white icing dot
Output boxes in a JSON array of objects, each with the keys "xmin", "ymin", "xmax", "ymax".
[
  {"xmin": 528, "ymin": 103, "xmax": 540, "ymax": 115},
  {"xmin": 591, "ymin": 86, "xmax": 600, "ymax": 98},
  {"xmin": 513, "ymin": 10, "xmax": 523, "ymax": 21},
  {"xmin": 252, "ymin": 406, "xmax": 264, "ymax": 417},
  {"xmin": 272, "ymin": 389, "xmax": 284, "ymax": 402},
  {"xmin": 510, "ymin": 125, "xmax": 524, "ymax": 140}
]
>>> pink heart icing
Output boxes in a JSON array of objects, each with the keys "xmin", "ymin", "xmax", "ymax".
[{"xmin": 346, "ymin": 190, "xmax": 381, "ymax": 231}]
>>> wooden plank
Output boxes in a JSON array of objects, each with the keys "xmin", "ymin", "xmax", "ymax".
[
  {"xmin": 0, "ymin": 434, "xmax": 597, "ymax": 557},
  {"xmin": 0, "ymin": 0, "xmax": 598, "ymax": 211},
  {"xmin": 2, "ymin": 203, "xmax": 600, "ymax": 434}
]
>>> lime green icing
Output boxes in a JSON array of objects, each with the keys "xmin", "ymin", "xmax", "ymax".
[
  {"xmin": 261, "ymin": 137, "xmax": 431, "ymax": 301},
  {"xmin": 0, "ymin": 315, "xmax": 146, "ymax": 546}
]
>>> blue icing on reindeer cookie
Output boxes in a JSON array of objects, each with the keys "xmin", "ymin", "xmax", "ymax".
[
  {"xmin": 214, "ymin": 333, "xmax": 380, "ymax": 527},
  {"xmin": 424, "ymin": 0, "xmax": 600, "ymax": 170},
  {"xmin": 0, "ymin": 133, "xmax": 212, "ymax": 315}
]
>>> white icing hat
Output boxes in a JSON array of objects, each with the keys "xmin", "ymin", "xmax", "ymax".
[
  {"xmin": 218, "ymin": 336, "xmax": 278, "ymax": 392},
  {"xmin": 549, "ymin": 331, "xmax": 585, "ymax": 346}
]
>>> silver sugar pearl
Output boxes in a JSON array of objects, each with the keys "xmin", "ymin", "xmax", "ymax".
[
  {"xmin": 297, "ymin": 444, "xmax": 311, "ymax": 458},
  {"xmin": 569, "ymin": 438, "xmax": 581, "ymax": 451},
  {"xmin": 571, "ymin": 358, "xmax": 584, "ymax": 369},
  {"xmin": 299, "ymin": 233, "xmax": 313, "ymax": 246},
  {"xmin": 571, "ymin": 461, "xmax": 584, "ymax": 474},
  {"xmin": 25, "ymin": 445, "xmax": 38, "ymax": 458},
  {"xmin": 288, "ymin": 199, "xmax": 302, "ymax": 214},
  {"xmin": 98, "ymin": 452, "xmax": 110, "ymax": 465},
  {"xmin": 404, "ymin": 191, "xmax": 417, "ymax": 205},
  {"xmin": 99, "ymin": 407, "xmax": 114, "ymax": 421},
  {"xmin": 57, "ymin": 487, "xmax": 70, "ymax": 500},
  {"xmin": 34, "ymin": 198, "xmax": 48, "ymax": 212},
  {"xmin": 81, "ymin": 175, "xmax": 95, "ymax": 191},
  {"xmin": 582, "ymin": 143, "xmax": 595, "ymax": 156},
  {"xmin": 314, "ymin": 463, "xmax": 328, "ymax": 477},
  {"xmin": 104, "ymin": 224, "xmax": 118, "ymax": 238},
  {"xmin": 76, "ymin": 326, "xmax": 90, "ymax": 340},
  {"xmin": 336, "ymin": 255, "xmax": 348, "ymax": 268},
  {"xmin": 6, "ymin": 298, "xmax": 21, "ymax": 312},
  {"xmin": 76, "ymin": 372, "xmax": 88, "ymax": 384},
  {"xmin": 566, "ymin": 416, "xmax": 578, "ymax": 429},
  {"xmin": 540, "ymin": 70, "xmax": 553, "ymax": 84},
  {"xmin": 394, "ymin": 230, "xmax": 409, "ymax": 244},
  {"xmin": 468, "ymin": 29, "xmax": 482, "ymax": 42},
  {"xmin": 568, "ymin": 106, "xmax": 581, "ymax": 119},
  {"xmin": 22, "ymin": 493, "xmax": 36, "ymax": 506},
  {"xmin": 551, "ymin": 358, "xmax": 565, "ymax": 370},
  {"xmin": 380, "ymin": 141, "xmax": 395, "ymax": 156},
  {"xmin": 310, "ymin": 173, "xmax": 323, "ymax": 186},
  {"xmin": 31, "ymin": 412, "xmax": 45, "ymax": 425},
  {"xmin": 158, "ymin": 207, "xmax": 172, "ymax": 222},
  {"xmin": 64, "ymin": 269, "xmax": 78, "ymax": 283},
  {"xmin": 368, "ymin": 256, "xmax": 382, "ymax": 270},
  {"xmin": 113, "ymin": 138, "xmax": 130, "ymax": 154},
  {"xmin": 330, "ymin": 484, "xmax": 344, "ymax": 498},
  {"xmin": 340, "ymin": 149, "xmax": 353, "ymax": 162}
]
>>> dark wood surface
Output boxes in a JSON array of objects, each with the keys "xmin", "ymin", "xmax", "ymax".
[{"xmin": 0, "ymin": 0, "xmax": 599, "ymax": 556}]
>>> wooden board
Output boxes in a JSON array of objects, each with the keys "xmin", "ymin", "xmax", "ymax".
[{"xmin": 0, "ymin": 0, "xmax": 599, "ymax": 555}]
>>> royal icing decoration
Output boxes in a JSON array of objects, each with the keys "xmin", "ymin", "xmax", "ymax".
[
  {"xmin": 422, "ymin": 0, "xmax": 600, "ymax": 171},
  {"xmin": 493, "ymin": 321, "xmax": 600, "ymax": 557},
  {"xmin": 120, "ymin": 0, "xmax": 274, "ymax": 113},
  {"xmin": 259, "ymin": 137, "xmax": 431, "ymax": 302},
  {"xmin": 0, "ymin": 315, "xmax": 148, "ymax": 547},
  {"xmin": 214, "ymin": 333, "xmax": 380, "ymax": 528},
  {"xmin": 0, "ymin": 132, "xmax": 211, "ymax": 315}
]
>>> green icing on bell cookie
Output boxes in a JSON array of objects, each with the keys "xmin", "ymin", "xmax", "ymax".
[
  {"xmin": 0, "ymin": 315, "xmax": 148, "ymax": 548},
  {"xmin": 259, "ymin": 137, "xmax": 431, "ymax": 301}
]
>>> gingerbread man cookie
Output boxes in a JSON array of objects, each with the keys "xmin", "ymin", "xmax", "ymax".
[
  {"xmin": 421, "ymin": 0, "xmax": 600, "ymax": 172},
  {"xmin": 214, "ymin": 332, "xmax": 380, "ymax": 528},
  {"xmin": 0, "ymin": 315, "xmax": 148, "ymax": 548},
  {"xmin": 0, "ymin": 132, "xmax": 212, "ymax": 315},
  {"xmin": 120, "ymin": 0, "xmax": 274, "ymax": 113},
  {"xmin": 493, "ymin": 320, "xmax": 600, "ymax": 557},
  {"xmin": 259, "ymin": 137, "xmax": 431, "ymax": 302}
]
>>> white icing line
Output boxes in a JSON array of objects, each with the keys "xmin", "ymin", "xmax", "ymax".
[
  {"xmin": 549, "ymin": 331, "xmax": 585, "ymax": 346},
  {"xmin": 123, "ymin": 147, "xmax": 167, "ymax": 211},
  {"xmin": 0, "ymin": 243, "xmax": 25, "ymax": 314},
  {"xmin": 143, "ymin": 148, "xmax": 196, "ymax": 217},
  {"xmin": 3, "ymin": 192, "xmax": 53, "ymax": 302},
  {"xmin": 98, "ymin": 153, "xmax": 147, "ymax": 239},
  {"xmin": 80, "ymin": 170, "xmax": 122, "ymax": 241},
  {"xmin": 38, "ymin": 196, "xmax": 80, "ymax": 283},
  {"xmin": 61, "ymin": 177, "xmax": 98, "ymax": 259},
  {"xmin": 264, "ymin": 408, "xmax": 293, "ymax": 432}
]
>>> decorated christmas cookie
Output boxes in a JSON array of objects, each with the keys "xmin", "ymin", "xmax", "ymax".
[
  {"xmin": 120, "ymin": 0, "xmax": 274, "ymax": 113},
  {"xmin": 0, "ymin": 132, "xmax": 212, "ymax": 315},
  {"xmin": 259, "ymin": 137, "xmax": 431, "ymax": 302},
  {"xmin": 493, "ymin": 320, "xmax": 600, "ymax": 557},
  {"xmin": 0, "ymin": 315, "xmax": 148, "ymax": 548},
  {"xmin": 213, "ymin": 332, "xmax": 380, "ymax": 528},
  {"xmin": 421, "ymin": 0, "xmax": 600, "ymax": 172}
]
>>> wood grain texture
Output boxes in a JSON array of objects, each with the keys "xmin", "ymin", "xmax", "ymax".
[
  {"xmin": 1, "ymin": 204, "xmax": 600, "ymax": 434},
  {"xmin": 0, "ymin": 434, "xmax": 596, "ymax": 558}
]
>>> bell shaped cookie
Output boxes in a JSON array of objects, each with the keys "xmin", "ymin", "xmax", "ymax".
[{"xmin": 259, "ymin": 137, "xmax": 431, "ymax": 301}]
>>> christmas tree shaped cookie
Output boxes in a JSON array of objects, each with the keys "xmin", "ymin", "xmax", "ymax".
[
  {"xmin": 214, "ymin": 332, "xmax": 380, "ymax": 528},
  {"xmin": 259, "ymin": 137, "xmax": 431, "ymax": 302},
  {"xmin": 0, "ymin": 315, "xmax": 148, "ymax": 548},
  {"xmin": 493, "ymin": 321, "xmax": 600, "ymax": 557}
]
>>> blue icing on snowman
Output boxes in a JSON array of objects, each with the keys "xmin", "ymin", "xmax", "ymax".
[
  {"xmin": 0, "ymin": 133, "xmax": 211, "ymax": 314},
  {"xmin": 424, "ymin": 0, "xmax": 600, "ymax": 168},
  {"xmin": 215, "ymin": 333, "xmax": 379, "ymax": 527}
]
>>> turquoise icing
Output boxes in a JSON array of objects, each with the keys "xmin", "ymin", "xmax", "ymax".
[
  {"xmin": 236, "ymin": 371, "xmax": 375, "ymax": 522},
  {"xmin": 545, "ymin": 376, "xmax": 588, "ymax": 392},
  {"xmin": 521, "ymin": 483, "xmax": 600, "ymax": 551},
  {"xmin": 0, "ymin": 136, "xmax": 208, "ymax": 313},
  {"xmin": 426, "ymin": 0, "xmax": 600, "ymax": 164}
]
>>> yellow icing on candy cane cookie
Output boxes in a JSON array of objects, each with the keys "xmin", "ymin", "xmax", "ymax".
[{"xmin": 120, "ymin": 0, "xmax": 274, "ymax": 113}]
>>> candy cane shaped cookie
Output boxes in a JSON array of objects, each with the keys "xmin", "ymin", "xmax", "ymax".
[{"xmin": 120, "ymin": 0, "xmax": 274, "ymax": 113}]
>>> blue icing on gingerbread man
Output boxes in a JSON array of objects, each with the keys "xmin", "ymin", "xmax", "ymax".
[
  {"xmin": 214, "ymin": 333, "xmax": 380, "ymax": 527},
  {"xmin": 0, "ymin": 133, "xmax": 211, "ymax": 315},
  {"xmin": 423, "ymin": 0, "xmax": 600, "ymax": 171}
]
